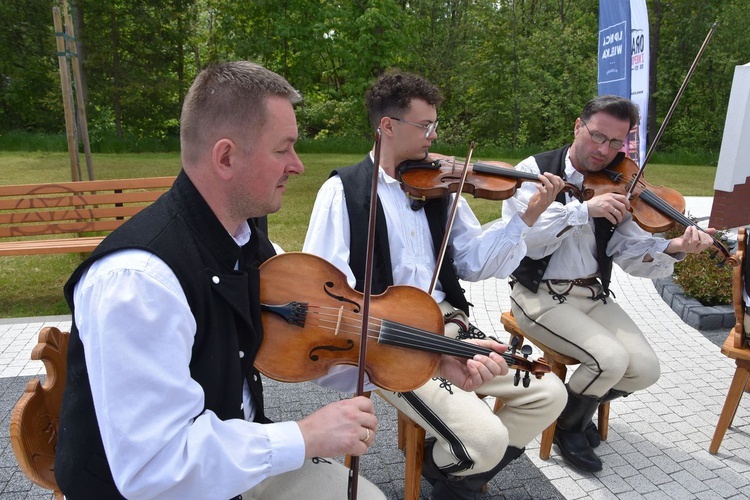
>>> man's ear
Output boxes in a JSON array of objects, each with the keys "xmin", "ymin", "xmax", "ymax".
[
  {"xmin": 212, "ymin": 138, "xmax": 236, "ymax": 181},
  {"xmin": 380, "ymin": 116, "xmax": 396, "ymax": 137}
]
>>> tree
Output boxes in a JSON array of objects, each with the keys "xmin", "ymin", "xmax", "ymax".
[{"xmin": 0, "ymin": 0, "xmax": 61, "ymax": 132}]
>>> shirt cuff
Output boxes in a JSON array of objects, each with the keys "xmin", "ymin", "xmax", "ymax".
[
  {"xmin": 505, "ymin": 214, "xmax": 529, "ymax": 241},
  {"xmin": 568, "ymin": 200, "xmax": 589, "ymax": 225},
  {"xmin": 656, "ymin": 239, "xmax": 685, "ymax": 262},
  {"xmin": 265, "ymin": 421, "xmax": 306, "ymax": 476}
]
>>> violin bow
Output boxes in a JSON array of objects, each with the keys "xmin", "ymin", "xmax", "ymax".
[
  {"xmin": 428, "ymin": 141, "xmax": 476, "ymax": 295},
  {"xmin": 347, "ymin": 129, "xmax": 382, "ymax": 500},
  {"xmin": 628, "ymin": 21, "xmax": 718, "ymax": 197},
  {"xmin": 624, "ymin": 21, "xmax": 729, "ymax": 260}
]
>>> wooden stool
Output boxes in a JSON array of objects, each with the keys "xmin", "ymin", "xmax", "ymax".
[
  {"xmin": 709, "ymin": 336, "xmax": 750, "ymax": 454},
  {"xmin": 709, "ymin": 226, "xmax": 748, "ymax": 454},
  {"xmin": 501, "ymin": 311, "xmax": 609, "ymax": 460}
]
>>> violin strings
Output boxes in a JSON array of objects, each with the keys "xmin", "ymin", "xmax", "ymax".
[
  {"xmin": 638, "ymin": 189, "xmax": 724, "ymax": 253},
  {"xmin": 639, "ymin": 188, "xmax": 692, "ymax": 226}
]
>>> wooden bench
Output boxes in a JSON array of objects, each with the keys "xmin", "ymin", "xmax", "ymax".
[{"xmin": 0, "ymin": 177, "xmax": 175, "ymax": 256}]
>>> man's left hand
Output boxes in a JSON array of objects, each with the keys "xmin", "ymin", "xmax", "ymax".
[
  {"xmin": 666, "ymin": 225, "xmax": 716, "ymax": 255},
  {"xmin": 437, "ymin": 339, "xmax": 509, "ymax": 392}
]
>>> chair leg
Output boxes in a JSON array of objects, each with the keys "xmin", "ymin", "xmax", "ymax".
[
  {"xmin": 397, "ymin": 411, "xmax": 407, "ymax": 451},
  {"xmin": 539, "ymin": 420, "xmax": 557, "ymax": 460},
  {"xmin": 539, "ymin": 360, "xmax": 567, "ymax": 460},
  {"xmin": 598, "ymin": 402, "xmax": 610, "ymax": 441},
  {"xmin": 400, "ymin": 412, "xmax": 426, "ymax": 500},
  {"xmin": 709, "ymin": 360, "xmax": 750, "ymax": 454}
]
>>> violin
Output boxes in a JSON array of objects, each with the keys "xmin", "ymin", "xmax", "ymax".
[
  {"xmin": 397, "ymin": 153, "xmax": 583, "ymax": 202},
  {"xmin": 582, "ymin": 155, "xmax": 731, "ymax": 261},
  {"xmin": 255, "ymin": 252, "xmax": 550, "ymax": 392}
]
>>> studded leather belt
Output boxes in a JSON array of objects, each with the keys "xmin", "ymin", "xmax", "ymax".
[{"xmin": 547, "ymin": 278, "xmax": 600, "ymax": 287}]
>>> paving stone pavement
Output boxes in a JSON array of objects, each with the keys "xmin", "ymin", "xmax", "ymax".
[{"xmin": 2, "ymin": 197, "xmax": 748, "ymax": 499}]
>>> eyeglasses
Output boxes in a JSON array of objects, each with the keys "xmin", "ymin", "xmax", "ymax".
[
  {"xmin": 389, "ymin": 117, "xmax": 439, "ymax": 139},
  {"xmin": 582, "ymin": 121, "xmax": 625, "ymax": 150}
]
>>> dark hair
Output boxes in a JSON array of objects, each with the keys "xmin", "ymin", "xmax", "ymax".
[
  {"xmin": 580, "ymin": 95, "xmax": 640, "ymax": 130},
  {"xmin": 180, "ymin": 61, "xmax": 300, "ymax": 165},
  {"xmin": 364, "ymin": 70, "xmax": 443, "ymax": 132}
]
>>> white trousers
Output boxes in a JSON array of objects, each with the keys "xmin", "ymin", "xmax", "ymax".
[
  {"xmin": 242, "ymin": 458, "xmax": 385, "ymax": 500},
  {"xmin": 511, "ymin": 281, "xmax": 661, "ymax": 397},
  {"xmin": 377, "ymin": 302, "xmax": 566, "ymax": 476}
]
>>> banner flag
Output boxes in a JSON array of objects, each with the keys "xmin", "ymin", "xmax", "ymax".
[
  {"xmin": 598, "ymin": 1, "xmax": 631, "ymax": 99},
  {"xmin": 629, "ymin": 0, "xmax": 649, "ymax": 165}
]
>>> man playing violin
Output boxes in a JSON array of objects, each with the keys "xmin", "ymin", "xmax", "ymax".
[
  {"xmin": 503, "ymin": 94, "xmax": 717, "ymax": 473},
  {"xmin": 54, "ymin": 61, "xmax": 509, "ymax": 499},
  {"xmin": 303, "ymin": 69, "xmax": 568, "ymax": 500}
]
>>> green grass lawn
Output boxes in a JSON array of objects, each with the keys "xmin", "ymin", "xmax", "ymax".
[{"xmin": 0, "ymin": 151, "xmax": 719, "ymax": 318}]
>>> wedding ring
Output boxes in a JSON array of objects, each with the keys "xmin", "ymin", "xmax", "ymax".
[{"xmin": 362, "ymin": 428, "xmax": 370, "ymax": 442}]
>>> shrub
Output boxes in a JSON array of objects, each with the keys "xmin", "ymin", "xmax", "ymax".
[{"xmin": 665, "ymin": 223, "xmax": 732, "ymax": 306}]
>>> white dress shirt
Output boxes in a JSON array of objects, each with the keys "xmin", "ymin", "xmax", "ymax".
[
  {"xmin": 502, "ymin": 152, "xmax": 683, "ymax": 281},
  {"xmin": 303, "ymin": 159, "xmax": 531, "ymax": 296},
  {"xmin": 73, "ymin": 222, "xmax": 304, "ymax": 499}
]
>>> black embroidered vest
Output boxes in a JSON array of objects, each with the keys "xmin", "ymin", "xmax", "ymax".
[
  {"xmin": 333, "ymin": 156, "xmax": 470, "ymax": 314},
  {"xmin": 511, "ymin": 146, "xmax": 618, "ymax": 295},
  {"xmin": 55, "ymin": 171, "xmax": 275, "ymax": 498}
]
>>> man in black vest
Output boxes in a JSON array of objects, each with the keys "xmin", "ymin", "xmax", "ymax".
[
  {"xmin": 304, "ymin": 70, "xmax": 568, "ymax": 500},
  {"xmin": 54, "ymin": 61, "xmax": 400, "ymax": 499},
  {"xmin": 503, "ymin": 95, "xmax": 716, "ymax": 473}
]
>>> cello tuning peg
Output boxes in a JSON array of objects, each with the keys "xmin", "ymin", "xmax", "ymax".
[
  {"xmin": 509, "ymin": 337, "xmax": 520, "ymax": 355},
  {"xmin": 521, "ymin": 345, "xmax": 533, "ymax": 357},
  {"xmin": 513, "ymin": 370, "xmax": 521, "ymax": 387},
  {"xmin": 523, "ymin": 372, "xmax": 531, "ymax": 388}
]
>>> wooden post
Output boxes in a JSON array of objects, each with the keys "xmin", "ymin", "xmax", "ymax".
[
  {"xmin": 53, "ymin": 6, "xmax": 80, "ymax": 182},
  {"xmin": 62, "ymin": 0, "xmax": 95, "ymax": 181}
]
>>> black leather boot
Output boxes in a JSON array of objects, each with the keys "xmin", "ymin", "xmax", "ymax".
[
  {"xmin": 423, "ymin": 437, "xmax": 524, "ymax": 500},
  {"xmin": 585, "ymin": 388, "xmax": 630, "ymax": 448},
  {"xmin": 554, "ymin": 386, "xmax": 603, "ymax": 472}
]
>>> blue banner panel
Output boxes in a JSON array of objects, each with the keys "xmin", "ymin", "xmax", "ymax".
[{"xmin": 599, "ymin": 0, "xmax": 631, "ymax": 97}]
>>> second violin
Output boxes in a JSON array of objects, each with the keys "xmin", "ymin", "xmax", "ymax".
[
  {"xmin": 397, "ymin": 153, "xmax": 582, "ymax": 202},
  {"xmin": 583, "ymin": 154, "xmax": 730, "ymax": 261}
]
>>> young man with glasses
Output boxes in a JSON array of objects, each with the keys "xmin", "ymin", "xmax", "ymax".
[
  {"xmin": 502, "ymin": 94, "xmax": 716, "ymax": 473},
  {"xmin": 303, "ymin": 70, "xmax": 568, "ymax": 499}
]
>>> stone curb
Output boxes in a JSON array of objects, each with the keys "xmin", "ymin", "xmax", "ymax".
[{"xmin": 653, "ymin": 276, "xmax": 735, "ymax": 330}]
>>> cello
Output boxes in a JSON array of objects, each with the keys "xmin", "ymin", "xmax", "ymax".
[{"xmin": 255, "ymin": 251, "xmax": 550, "ymax": 392}]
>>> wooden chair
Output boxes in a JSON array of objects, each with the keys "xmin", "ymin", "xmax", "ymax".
[
  {"xmin": 709, "ymin": 226, "xmax": 749, "ymax": 454},
  {"xmin": 501, "ymin": 311, "xmax": 609, "ymax": 460},
  {"xmin": 10, "ymin": 326, "xmax": 69, "ymax": 499}
]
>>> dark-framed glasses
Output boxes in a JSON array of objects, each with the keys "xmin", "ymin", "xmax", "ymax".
[
  {"xmin": 389, "ymin": 117, "xmax": 439, "ymax": 139},
  {"xmin": 582, "ymin": 121, "xmax": 625, "ymax": 150}
]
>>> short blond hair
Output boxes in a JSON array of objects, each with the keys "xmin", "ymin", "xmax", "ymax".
[{"xmin": 180, "ymin": 61, "xmax": 301, "ymax": 166}]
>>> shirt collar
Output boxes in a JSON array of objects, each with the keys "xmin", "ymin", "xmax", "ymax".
[
  {"xmin": 232, "ymin": 221, "xmax": 251, "ymax": 246},
  {"xmin": 565, "ymin": 151, "xmax": 584, "ymax": 188}
]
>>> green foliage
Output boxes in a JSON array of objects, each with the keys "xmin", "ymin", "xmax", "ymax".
[
  {"xmin": 665, "ymin": 224, "xmax": 732, "ymax": 306},
  {"xmin": 2, "ymin": 0, "xmax": 750, "ymax": 153},
  {"xmin": 0, "ymin": 0, "xmax": 62, "ymax": 132}
]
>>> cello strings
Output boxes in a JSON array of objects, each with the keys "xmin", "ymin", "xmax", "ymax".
[{"xmin": 300, "ymin": 305, "xmax": 529, "ymax": 368}]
